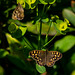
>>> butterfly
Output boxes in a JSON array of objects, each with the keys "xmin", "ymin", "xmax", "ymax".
[
  {"xmin": 29, "ymin": 50, "xmax": 62, "ymax": 67},
  {"xmin": 12, "ymin": 3, "xmax": 24, "ymax": 20}
]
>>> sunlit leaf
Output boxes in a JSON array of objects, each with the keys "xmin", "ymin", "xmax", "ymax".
[
  {"xmin": 44, "ymin": 0, "xmax": 56, "ymax": 4},
  {"xmin": 39, "ymin": 0, "xmax": 47, "ymax": 4},
  {"xmin": 54, "ymin": 35, "xmax": 75, "ymax": 52},
  {"xmin": 0, "ymin": 49, "xmax": 9, "ymax": 58},
  {"xmin": 25, "ymin": 0, "xmax": 36, "ymax": 9},
  {"xmin": 36, "ymin": 64, "xmax": 46, "ymax": 73},
  {"xmin": 17, "ymin": 0, "xmax": 25, "ymax": 8},
  {"xmin": 54, "ymin": 19, "xmax": 70, "ymax": 34},
  {"xmin": 71, "ymin": 70, "xmax": 75, "ymax": 75},
  {"xmin": 6, "ymin": 33, "xmax": 20, "ymax": 44},
  {"xmin": 26, "ymin": 0, "xmax": 36, "ymax": 4},
  {"xmin": 19, "ymin": 26, "xmax": 27, "ymax": 36},
  {"xmin": 27, "ymin": 22, "xmax": 57, "ymax": 36},
  {"xmin": 62, "ymin": 9, "xmax": 75, "ymax": 26},
  {"xmin": 42, "ymin": 18, "xmax": 49, "ymax": 22}
]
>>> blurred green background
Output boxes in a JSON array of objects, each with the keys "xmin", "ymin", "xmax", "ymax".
[{"xmin": 0, "ymin": 0, "xmax": 75, "ymax": 75}]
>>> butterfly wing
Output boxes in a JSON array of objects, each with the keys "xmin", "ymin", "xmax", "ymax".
[
  {"xmin": 29, "ymin": 50, "xmax": 46, "ymax": 66},
  {"xmin": 46, "ymin": 51, "xmax": 62, "ymax": 67},
  {"xmin": 12, "ymin": 3, "xmax": 24, "ymax": 20}
]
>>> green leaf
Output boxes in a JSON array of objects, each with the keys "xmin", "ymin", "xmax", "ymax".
[
  {"xmin": 8, "ymin": 19, "xmax": 27, "ymax": 27},
  {"xmin": 71, "ymin": 70, "xmax": 75, "ymax": 75},
  {"xmin": 6, "ymin": 33, "xmax": 22, "ymax": 51},
  {"xmin": 54, "ymin": 20, "xmax": 67, "ymax": 35},
  {"xmin": 27, "ymin": 22, "xmax": 57, "ymax": 36},
  {"xmin": 42, "ymin": 18, "xmax": 49, "ymax": 23},
  {"xmin": 54, "ymin": 35, "xmax": 75, "ymax": 52},
  {"xmin": 0, "ymin": 66, "xmax": 4, "ymax": 75},
  {"xmin": 11, "ymin": 26, "xmax": 27, "ymax": 38},
  {"xmin": 62, "ymin": 9, "xmax": 75, "ymax": 26},
  {"xmin": 67, "ymin": 52, "xmax": 75, "ymax": 72},
  {"xmin": 31, "ymin": 0, "xmax": 39, "ymax": 9},
  {"xmin": 7, "ymin": 55, "xmax": 28, "ymax": 71},
  {"xmin": 26, "ymin": 0, "xmax": 36, "ymax": 4},
  {"xmin": 11, "ymin": 69, "xmax": 24, "ymax": 75},
  {"xmin": 6, "ymin": 33, "xmax": 20, "ymax": 44},
  {"xmin": 39, "ymin": 0, "xmax": 56, "ymax": 4},
  {"xmin": 39, "ymin": 0, "xmax": 48, "ymax": 4},
  {"xmin": 36, "ymin": 64, "xmax": 46, "ymax": 73},
  {"xmin": 7, "ymin": 55, "xmax": 37, "ymax": 74},
  {"xmin": 71, "ymin": 53, "xmax": 75, "ymax": 65},
  {"xmin": 19, "ymin": 26, "xmax": 27, "ymax": 36},
  {"xmin": 68, "ymin": 27, "xmax": 75, "ymax": 32},
  {"xmin": 0, "ymin": 39, "xmax": 1, "ymax": 44},
  {"xmin": 25, "ymin": 0, "xmax": 36, "ymax": 9},
  {"xmin": 0, "ymin": 49, "xmax": 9, "ymax": 58},
  {"xmin": 44, "ymin": 0, "xmax": 56, "ymax": 4},
  {"xmin": 8, "ymin": 22, "xmax": 18, "ymax": 33},
  {"xmin": 11, "ymin": 29, "xmax": 23, "ymax": 38},
  {"xmin": 54, "ymin": 22, "xmax": 66, "ymax": 35},
  {"xmin": 17, "ymin": 0, "xmax": 25, "ymax": 8}
]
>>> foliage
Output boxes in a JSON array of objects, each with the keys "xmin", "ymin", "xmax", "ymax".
[{"xmin": 0, "ymin": 0, "xmax": 75, "ymax": 75}]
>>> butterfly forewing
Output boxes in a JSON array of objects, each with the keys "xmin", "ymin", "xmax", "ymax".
[
  {"xmin": 29, "ymin": 50, "xmax": 46, "ymax": 66},
  {"xmin": 46, "ymin": 51, "xmax": 62, "ymax": 67},
  {"xmin": 12, "ymin": 3, "xmax": 24, "ymax": 20}
]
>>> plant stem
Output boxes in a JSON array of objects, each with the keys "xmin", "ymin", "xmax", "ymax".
[
  {"xmin": 45, "ymin": 20, "xmax": 52, "ymax": 43},
  {"xmin": 38, "ymin": 20, "xmax": 42, "ymax": 50},
  {"xmin": 36, "ymin": 5, "xmax": 38, "ymax": 16},
  {"xmin": 45, "ymin": 5, "xmax": 51, "ymax": 14},
  {"xmin": 23, "ymin": 37, "xmax": 33, "ymax": 49},
  {"xmin": 38, "ymin": 5, "xmax": 46, "ymax": 50},
  {"xmin": 42, "ymin": 33, "xmax": 58, "ymax": 48}
]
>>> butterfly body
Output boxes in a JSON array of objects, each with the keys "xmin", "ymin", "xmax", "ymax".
[
  {"xmin": 12, "ymin": 3, "xmax": 24, "ymax": 20},
  {"xmin": 29, "ymin": 50, "xmax": 62, "ymax": 67}
]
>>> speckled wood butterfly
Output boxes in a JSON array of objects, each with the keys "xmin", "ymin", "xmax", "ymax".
[
  {"xmin": 29, "ymin": 50, "xmax": 62, "ymax": 67},
  {"xmin": 12, "ymin": 3, "xmax": 24, "ymax": 20}
]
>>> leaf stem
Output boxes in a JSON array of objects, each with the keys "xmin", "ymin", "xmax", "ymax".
[
  {"xmin": 42, "ymin": 33, "xmax": 58, "ymax": 48},
  {"xmin": 45, "ymin": 20, "xmax": 52, "ymax": 43},
  {"xmin": 45, "ymin": 5, "xmax": 51, "ymax": 13}
]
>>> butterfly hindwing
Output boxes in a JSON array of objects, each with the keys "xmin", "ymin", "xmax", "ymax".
[
  {"xmin": 29, "ymin": 50, "xmax": 46, "ymax": 66},
  {"xmin": 46, "ymin": 61, "xmax": 55, "ymax": 67},
  {"xmin": 12, "ymin": 3, "xmax": 24, "ymax": 20},
  {"xmin": 46, "ymin": 51, "xmax": 62, "ymax": 67}
]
